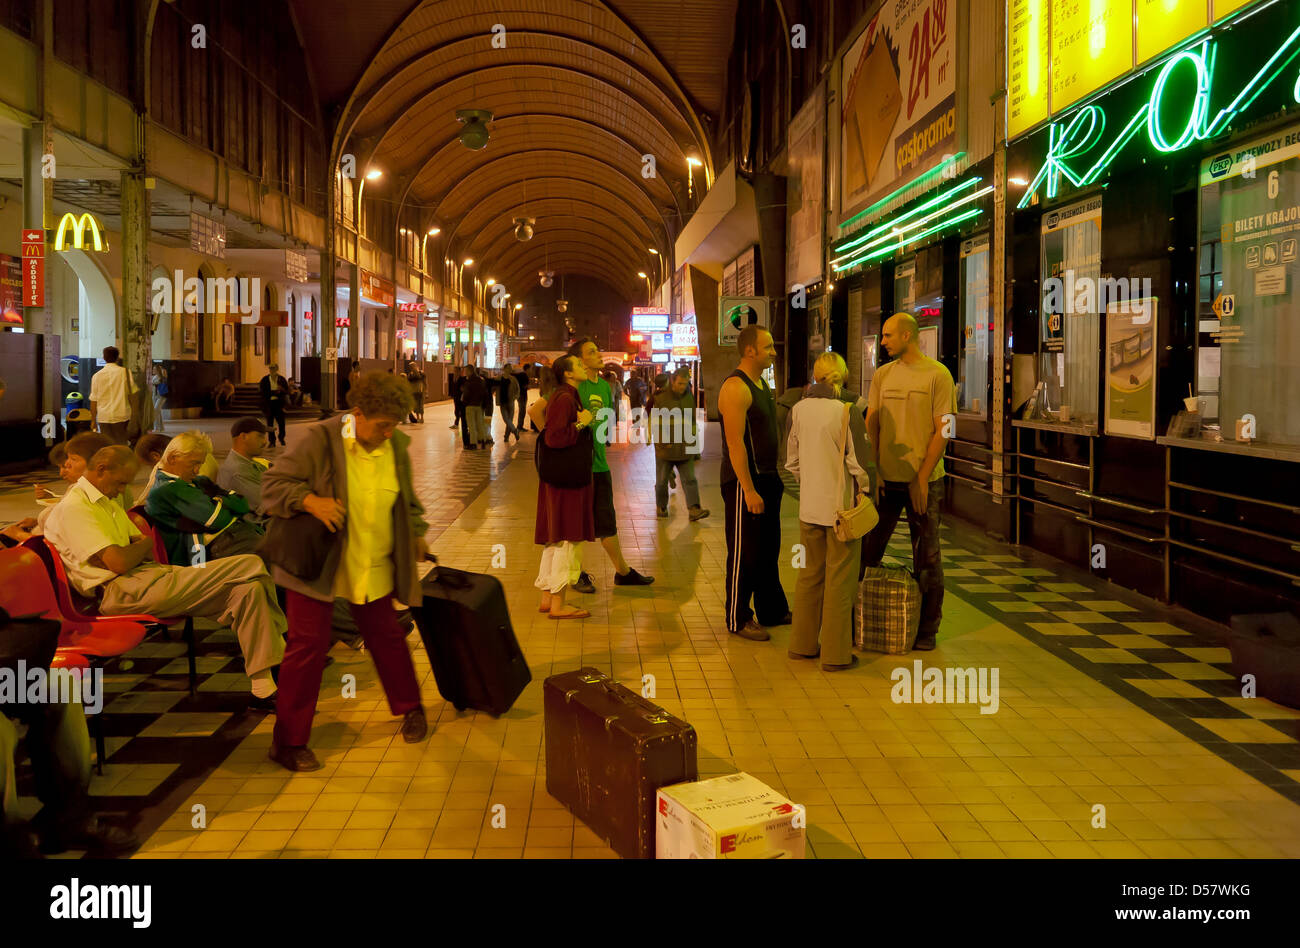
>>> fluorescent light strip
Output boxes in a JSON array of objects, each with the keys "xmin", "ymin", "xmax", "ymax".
[
  {"xmin": 833, "ymin": 177, "xmax": 984, "ymax": 257},
  {"xmin": 838, "ymin": 153, "xmax": 967, "ymax": 230},
  {"xmin": 833, "ymin": 207, "xmax": 985, "ymax": 272},
  {"xmin": 832, "ymin": 186, "xmax": 993, "ymax": 266}
]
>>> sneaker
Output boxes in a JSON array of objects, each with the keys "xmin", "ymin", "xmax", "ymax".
[
  {"xmin": 912, "ymin": 634, "xmax": 937, "ymax": 651},
  {"xmin": 688, "ymin": 506, "xmax": 710, "ymax": 522},
  {"xmin": 731, "ymin": 620, "xmax": 770, "ymax": 641},
  {"xmin": 657, "ymin": 507, "xmax": 669, "ymax": 518},
  {"xmin": 573, "ymin": 572, "xmax": 596, "ymax": 594},
  {"xmin": 614, "ymin": 568, "xmax": 655, "ymax": 586}
]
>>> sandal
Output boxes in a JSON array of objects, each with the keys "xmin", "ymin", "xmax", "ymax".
[{"xmin": 549, "ymin": 609, "xmax": 591, "ymax": 620}]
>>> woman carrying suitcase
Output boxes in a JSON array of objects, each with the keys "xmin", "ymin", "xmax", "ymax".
[
  {"xmin": 260, "ymin": 371, "xmax": 431, "ymax": 773},
  {"xmin": 535, "ymin": 354, "xmax": 595, "ymax": 619}
]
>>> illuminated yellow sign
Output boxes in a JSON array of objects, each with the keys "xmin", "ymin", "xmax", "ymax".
[
  {"xmin": 1009, "ymin": 0, "xmax": 1266, "ymax": 139},
  {"xmin": 1008, "ymin": 0, "xmax": 1050, "ymax": 138},
  {"xmin": 1050, "ymin": 0, "xmax": 1134, "ymax": 114},
  {"xmin": 53, "ymin": 212, "xmax": 106, "ymax": 252}
]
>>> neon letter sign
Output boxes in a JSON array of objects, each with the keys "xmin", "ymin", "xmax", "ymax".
[{"xmin": 1019, "ymin": 24, "xmax": 1300, "ymax": 209}]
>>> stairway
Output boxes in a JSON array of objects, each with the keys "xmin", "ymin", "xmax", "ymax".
[{"xmin": 216, "ymin": 383, "xmax": 315, "ymax": 417}]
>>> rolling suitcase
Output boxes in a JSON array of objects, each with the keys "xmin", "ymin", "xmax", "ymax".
[
  {"xmin": 544, "ymin": 667, "xmax": 697, "ymax": 859},
  {"xmin": 415, "ymin": 564, "xmax": 531, "ymax": 715},
  {"xmin": 856, "ymin": 565, "xmax": 921, "ymax": 654}
]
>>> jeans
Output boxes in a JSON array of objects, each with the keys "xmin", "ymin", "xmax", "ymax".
[
  {"xmin": 499, "ymin": 400, "xmax": 519, "ymax": 438},
  {"xmin": 860, "ymin": 480, "xmax": 945, "ymax": 639},
  {"xmin": 655, "ymin": 458, "xmax": 701, "ymax": 509}
]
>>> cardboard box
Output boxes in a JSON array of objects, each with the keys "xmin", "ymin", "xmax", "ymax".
[{"xmin": 656, "ymin": 773, "xmax": 806, "ymax": 859}]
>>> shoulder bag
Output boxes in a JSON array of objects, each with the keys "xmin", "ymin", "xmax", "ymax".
[
  {"xmin": 536, "ymin": 425, "xmax": 594, "ymax": 489},
  {"xmin": 833, "ymin": 404, "xmax": 879, "ymax": 543}
]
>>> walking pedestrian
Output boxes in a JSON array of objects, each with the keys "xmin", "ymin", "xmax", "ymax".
[
  {"xmin": 259, "ymin": 371, "xmax": 431, "ymax": 772},
  {"xmin": 786, "ymin": 352, "xmax": 872, "ymax": 670},
  {"xmin": 259, "ymin": 363, "xmax": 289, "ymax": 447},
  {"xmin": 514, "ymin": 363, "xmax": 530, "ymax": 433},
  {"xmin": 535, "ymin": 354, "xmax": 596, "ymax": 620},
  {"xmin": 89, "ymin": 347, "xmax": 136, "ymax": 444},
  {"xmin": 450, "ymin": 366, "xmax": 467, "ymax": 434},
  {"xmin": 652, "ymin": 367, "xmax": 709, "ymax": 521},
  {"xmin": 406, "ymin": 360, "xmax": 426, "ymax": 423},
  {"xmin": 860, "ymin": 313, "xmax": 956, "ymax": 651},
  {"xmin": 498, "ymin": 363, "xmax": 521, "ymax": 442},
  {"xmin": 718, "ymin": 326, "xmax": 789, "ymax": 641},
  {"xmin": 462, "ymin": 367, "xmax": 490, "ymax": 449},
  {"xmin": 151, "ymin": 364, "xmax": 168, "ymax": 433}
]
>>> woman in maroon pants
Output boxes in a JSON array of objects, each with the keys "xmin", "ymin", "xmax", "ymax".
[
  {"xmin": 535, "ymin": 355, "xmax": 595, "ymax": 619},
  {"xmin": 259, "ymin": 372, "xmax": 430, "ymax": 773}
]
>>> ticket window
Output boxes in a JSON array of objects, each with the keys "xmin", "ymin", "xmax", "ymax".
[{"xmin": 1038, "ymin": 197, "xmax": 1102, "ymax": 428}]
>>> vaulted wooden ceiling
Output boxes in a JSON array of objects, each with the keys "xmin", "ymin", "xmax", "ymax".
[{"xmin": 287, "ymin": 0, "xmax": 737, "ymax": 301}]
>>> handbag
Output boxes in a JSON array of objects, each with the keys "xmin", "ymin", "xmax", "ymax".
[
  {"xmin": 536, "ymin": 425, "xmax": 594, "ymax": 489},
  {"xmin": 257, "ymin": 511, "xmax": 340, "ymax": 582},
  {"xmin": 833, "ymin": 404, "xmax": 878, "ymax": 543}
]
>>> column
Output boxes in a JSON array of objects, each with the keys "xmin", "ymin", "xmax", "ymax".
[
  {"xmin": 120, "ymin": 169, "xmax": 152, "ymax": 430},
  {"xmin": 319, "ymin": 178, "xmax": 337, "ymax": 414},
  {"xmin": 22, "ymin": 123, "xmax": 57, "ymax": 433}
]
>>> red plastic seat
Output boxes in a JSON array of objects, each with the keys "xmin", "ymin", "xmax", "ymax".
[{"xmin": 1, "ymin": 544, "xmax": 153, "ymax": 774}]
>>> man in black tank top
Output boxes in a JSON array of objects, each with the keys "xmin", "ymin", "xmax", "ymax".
[{"xmin": 718, "ymin": 326, "xmax": 790, "ymax": 640}]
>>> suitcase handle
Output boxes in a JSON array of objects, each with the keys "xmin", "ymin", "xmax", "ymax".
[{"xmin": 572, "ymin": 671, "xmax": 676, "ymax": 727}]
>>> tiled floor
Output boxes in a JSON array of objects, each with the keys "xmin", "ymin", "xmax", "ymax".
[{"xmin": 11, "ymin": 399, "xmax": 1300, "ymax": 858}]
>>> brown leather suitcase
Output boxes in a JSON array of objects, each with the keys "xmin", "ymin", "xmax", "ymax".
[{"xmin": 544, "ymin": 667, "xmax": 697, "ymax": 859}]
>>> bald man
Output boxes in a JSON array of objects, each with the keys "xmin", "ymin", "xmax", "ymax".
[
  {"xmin": 43, "ymin": 446, "xmax": 286, "ymax": 706},
  {"xmin": 861, "ymin": 313, "xmax": 956, "ymax": 650}
]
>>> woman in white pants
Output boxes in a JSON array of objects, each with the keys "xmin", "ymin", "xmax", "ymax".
[
  {"xmin": 785, "ymin": 352, "xmax": 873, "ymax": 670},
  {"xmin": 534, "ymin": 355, "xmax": 595, "ymax": 619}
]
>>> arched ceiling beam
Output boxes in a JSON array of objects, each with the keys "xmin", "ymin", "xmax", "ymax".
[
  {"xmin": 455, "ymin": 197, "xmax": 659, "ymax": 258},
  {"xmin": 476, "ymin": 226, "xmax": 646, "ymax": 284}
]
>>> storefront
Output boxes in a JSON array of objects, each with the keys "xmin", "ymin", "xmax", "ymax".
[{"xmin": 1004, "ymin": 0, "xmax": 1300, "ymax": 621}]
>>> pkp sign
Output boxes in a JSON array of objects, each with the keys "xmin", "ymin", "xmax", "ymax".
[{"xmin": 21, "ymin": 229, "xmax": 44, "ymax": 307}]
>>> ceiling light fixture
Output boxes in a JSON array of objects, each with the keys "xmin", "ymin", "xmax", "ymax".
[
  {"xmin": 365, "ymin": 169, "xmax": 383, "ymax": 180},
  {"xmin": 513, "ymin": 216, "xmax": 535, "ymax": 241},
  {"xmin": 456, "ymin": 109, "xmax": 493, "ymax": 150}
]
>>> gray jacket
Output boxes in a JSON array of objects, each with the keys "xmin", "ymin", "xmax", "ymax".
[{"xmin": 259, "ymin": 415, "xmax": 428, "ymax": 605}]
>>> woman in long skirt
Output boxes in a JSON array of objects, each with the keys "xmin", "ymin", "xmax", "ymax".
[{"xmin": 535, "ymin": 354, "xmax": 595, "ymax": 619}]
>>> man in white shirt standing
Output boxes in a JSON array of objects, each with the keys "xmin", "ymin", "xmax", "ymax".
[
  {"xmin": 44, "ymin": 445, "xmax": 287, "ymax": 709},
  {"xmin": 88, "ymin": 346, "xmax": 136, "ymax": 444}
]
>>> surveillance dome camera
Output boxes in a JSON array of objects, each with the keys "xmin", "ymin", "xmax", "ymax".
[
  {"xmin": 514, "ymin": 217, "xmax": 535, "ymax": 241},
  {"xmin": 456, "ymin": 109, "xmax": 493, "ymax": 150},
  {"xmin": 539, "ymin": 270, "xmax": 554, "ymax": 288}
]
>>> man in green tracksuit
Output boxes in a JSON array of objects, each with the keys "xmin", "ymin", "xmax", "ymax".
[{"xmin": 145, "ymin": 430, "xmax": 264, "ymax": 566}]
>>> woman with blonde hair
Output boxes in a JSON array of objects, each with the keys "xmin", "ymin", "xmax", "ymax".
[{"xmin": 785, "ymin": 351, "xmax": 873, "ymax": 670}]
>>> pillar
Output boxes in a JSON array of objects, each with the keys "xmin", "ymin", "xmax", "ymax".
[
  {"xmin": 22, "ymin": 123, "xmax": 57, "ymax": 434},
  {"xmin": 120, "ymin": 169, "xmax": 152, "ymax": 430},
  {"xmin": 319, "ymin": 178, "xmax": 337, "ymax": 414}
]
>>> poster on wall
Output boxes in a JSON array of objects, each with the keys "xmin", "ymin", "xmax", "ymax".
[
  {"xmin": 861, "ymin": 334, "xmax": 879, "ymax": 393},
  {"xmin": 919, "ymin": 325, "xmax": 939, "ymax": 360},
  {"xmin": 0, "ymin": 254, "xmax": 23, "ymax": 324},
  {"xmin": 182, "ymin": 314, "xmax": 198, "ymax": 354},
  {"xmin": 221, "ymin": 322, "xmax": 234, "ymax": 355},
  {"xmin": 1104, "ymin": 297, "xmax": 1158, "ymax": 440},
  {"xmin": 786, "ymin": 84, "xmax": 825, "ymax": 290},
  {"xmin": 840, "ymin": 0, "xmax": 960, "ymax": 222}
]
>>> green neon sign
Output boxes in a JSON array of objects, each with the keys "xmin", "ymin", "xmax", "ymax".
[
  {"xmin": 1019, "ymin": 22, "xmax": 1300, "ymax": 210},
  {"xmin": 833, "ymin": 206, "xmax": 985, "ymax": 272}
]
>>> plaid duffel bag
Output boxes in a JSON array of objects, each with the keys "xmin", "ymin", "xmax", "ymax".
[{"xmin": 855, "ymin": 565, "xmax": 920, "ymax": 654}]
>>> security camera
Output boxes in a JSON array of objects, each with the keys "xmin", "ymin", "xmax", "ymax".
[
  {"xmin": 514, "ymin": 217, "xmax": 535, "ymax": 241},
  {"xmin": 539, "ymin": 270, "xmax": 554, "ymax": 287}
]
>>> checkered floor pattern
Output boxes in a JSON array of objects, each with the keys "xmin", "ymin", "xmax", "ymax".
[{"xmin": 888, "ymin": 528, "xmax": 1300, "ymax": 804}]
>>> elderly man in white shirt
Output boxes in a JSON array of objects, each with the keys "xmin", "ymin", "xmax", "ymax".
[
  {"xmin": 88, "ymin": 346, "xmax": 136, "ymax": 444},
  {"xmin": 44, "ymin": 445, "xmax": 286, "ymax": 707},
  {"xmin": 785, "ymin": 352, "xmax": 874, "ymax": 671}
]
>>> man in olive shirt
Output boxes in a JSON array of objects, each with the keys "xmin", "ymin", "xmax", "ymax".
[{"xmin": 861, "ymin": 313, "xmax": 956, "ymax": 650}]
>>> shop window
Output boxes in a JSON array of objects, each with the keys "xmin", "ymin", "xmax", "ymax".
[
  {"xmin": 1038, "ymin": 197, "xmax": 1102, "ymax": 427},
  {"xmin": 1197, "ymin": 135, "xmax": 1300, "ymax": 446},
  {"xmin": 959, "ymin": 234, "xmax": 991, "ymax": 415}
]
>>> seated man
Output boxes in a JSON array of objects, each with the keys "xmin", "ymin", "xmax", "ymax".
[
  {"xmin": 31, "ymin": 433, "xmax": 113, "ymax": 535},
  {"xmin": 216, "ymin": 417, "xmax": 270, "ymax": 508},
  {"xmin": 145, "ymin": 430, "xmax": 263, "ymax": 565},
  {"xmin": 1, "ymin": 692, "xmax": 137, "ymax": 857},
  {"xmin": 132, "ymin": 432, "xmax": 170, "ymax": 507},
  {"xmin": 44, "ymin": 446, "xmax": 286, "ymax": 706}
]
